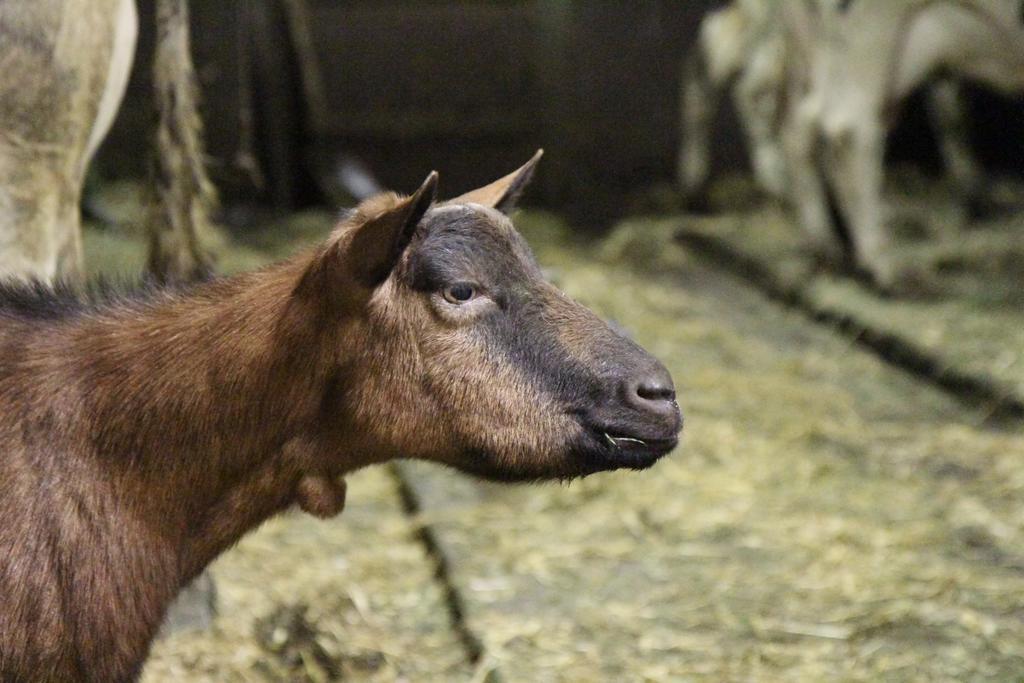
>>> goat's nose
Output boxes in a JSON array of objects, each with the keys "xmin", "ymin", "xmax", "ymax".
[{"xmin": 624, "ymin": 366, "xmax": 678, "ymax": 419}]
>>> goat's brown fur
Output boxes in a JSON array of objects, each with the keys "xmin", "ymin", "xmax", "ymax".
[{"xmin": 0, "ymin": 155, "xmax": 681, "ymax": 681}]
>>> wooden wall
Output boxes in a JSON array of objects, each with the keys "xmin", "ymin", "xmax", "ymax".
[
  {"xmin": 94, "ymin": 0, "xmax": 745, "ymax": 220},
  {"xmin": 97, "ymin": 0, "xmax": 1024, "ymax": 225}
]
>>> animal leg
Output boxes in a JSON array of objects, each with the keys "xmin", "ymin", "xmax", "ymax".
[
  {"xmin": 0, "ymin": 163, "xmax": 63, "ymax": 282},
  {"xmin": 54, "ymin": 196, "xmax": 85, "ymax": 283},
  {"xmin": 928, "ymin": 78, "xmax": 987, "ymax": 219},
  {"xmin": 733, "ymin": 40, "xmax": 787, "ymax": 198},
  {"xmin": 678, "ymin": 49, "xmax": 718, "ymax": 211},
  {"xmin": 826, "ymin": 122, "xmax": 895, "ymax": 288},
  {"xmin": 781, "ymin": 98, "xmax": 842, "ymax": 262},
  {"xmin": 83, "ymin": 0, "xmax": 139, "ymax": 169}
]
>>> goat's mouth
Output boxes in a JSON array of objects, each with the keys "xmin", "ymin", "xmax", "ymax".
[{"xmin": 578, "ymin": 423, "xmax": 679, "ymax": 473}]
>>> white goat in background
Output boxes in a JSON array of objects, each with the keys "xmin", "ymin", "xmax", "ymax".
[
  {"xmin": 783, "ymin": 0, "xmax": 1024, "ymax": 289},
  {"xmin": 678, "ymin": 0, "xmax": 789, "ymax": 207},
  {"xmin": 683, "ymin": 0, "xmax": 1024, "ymax": 291}
]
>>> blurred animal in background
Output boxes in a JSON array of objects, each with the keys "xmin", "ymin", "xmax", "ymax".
[
  {"xmin": 0, "ymin": 0, "xmax": 216, "ymax": 285},
  {"xmin": 682, "ymin": 0, "xmax": 1024, "ymax": 291},
  {"xmin": 678, "ymin": 0, "xmax": 788, "ymax": 209},
  {"xmin": 0, "ymin": 154, "xmax": 682, "ymax": 681},
  {"xmin": 0, "ymin": 0, "xmax": 137, "ymax": 282},
  {"xmin": 782, "ymin": 0, "xmax": 1024, "ymax": 290}
]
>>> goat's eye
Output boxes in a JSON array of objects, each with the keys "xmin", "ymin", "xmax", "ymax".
[{"xmin": 443, "ymin": 282, "xmax": 477, "ymax": 304}]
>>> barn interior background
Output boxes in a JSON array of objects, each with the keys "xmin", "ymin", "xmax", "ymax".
[{"xmin": 29, "ymin": 0, "xmax": 1024, "ymax": 679}]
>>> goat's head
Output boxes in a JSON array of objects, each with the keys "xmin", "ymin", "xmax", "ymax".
[{"xmin": 295, "ymin": 152, "xmax": 682, "ymax": 481}]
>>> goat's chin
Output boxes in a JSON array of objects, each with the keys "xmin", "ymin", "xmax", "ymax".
[
  {"xmin": 425, "ymin": 446, "xmax": 582, "ymax": 484},
  {"xmin": 440, "ymin": 436, "xmax": 660, "ymax": 483}
]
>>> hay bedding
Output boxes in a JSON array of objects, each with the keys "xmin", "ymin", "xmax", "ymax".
[
  {"xmin": 141, "ymin": 468, "xmax": 473, "ymax": 682},
  {"xmin": 391, "ymin": 212, "xmax": 1024, "ymax": 681},
  {"xmin": 675, "ymin": 172, "xmax": 1024, "ymax": 400}
]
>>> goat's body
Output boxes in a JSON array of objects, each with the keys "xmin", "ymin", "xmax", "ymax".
[
  {"xmin": 683, "ymin": 0, "xmax": 1024, "ymax": 286},
  {"xmin": 678, "ymin": 0, "xmax": 788, "ymax": 203},
  {"xmin": 1, "ymin": 314, "xmax": 168, "ymax": 681},
  {"xmin": 0, "ymin": 158, "xmax": 681, "ymax": 681},
  {"xmin": 0, "ymin": 268, "xmax": 325, "ymax": 681},
  {"xmin": 0, "ymin": 414, "xmax": 178, "ymax": 681},
  {"xmin": 783, "ymin": 0, "xmax": 1024, "ymax": 285}
]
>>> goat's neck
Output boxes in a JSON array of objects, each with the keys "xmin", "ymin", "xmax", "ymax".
[{"xmin": 70, "ymin": 262, "xmax": 356, "ymax": 577}]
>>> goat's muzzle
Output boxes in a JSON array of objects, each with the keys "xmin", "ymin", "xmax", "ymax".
[{"xmin": 574, "ymin": 360, "xmax": 683, "ymax": 474}]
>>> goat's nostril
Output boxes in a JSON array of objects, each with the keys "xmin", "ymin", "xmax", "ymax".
[
  {"xmin": 628, "ymin": 365, "xmax": 677, "ymax": 406},
  {"xmin": 636, "ymin": 382, "xmax": 676, "ymax": 402},
  {"xmin": 621, "ymin": 366, "xmax": 679, "ymax": 422}
]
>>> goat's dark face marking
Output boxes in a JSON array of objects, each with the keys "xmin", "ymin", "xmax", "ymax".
[{"xmin": 311, "ymin": 152, "xmax": 682, "ymax": 481}]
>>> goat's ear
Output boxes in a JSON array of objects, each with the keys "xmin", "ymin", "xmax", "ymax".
[
  {"xmin": 448, "ymin": 149, "xmax": 542, "ymax": 214},
  {"xmin": 298, "ymin": 173, "xmax": 437, "ymax": 300},
  {"xmin": 348, "ymin": 172, "xmax": 438, "ymax": 285}
]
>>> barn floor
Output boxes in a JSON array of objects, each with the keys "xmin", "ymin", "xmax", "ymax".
[{"xmin": 83, "ymin": 186, "xmax": 1024, "ymax": 682}]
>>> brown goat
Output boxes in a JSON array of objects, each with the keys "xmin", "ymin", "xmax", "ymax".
[{"xmin": 0, "ymin": 154, "xmax": 682, "ymax": 682}]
